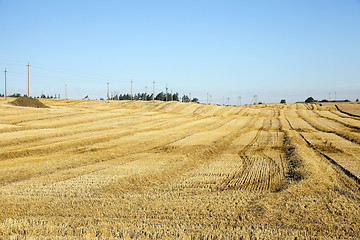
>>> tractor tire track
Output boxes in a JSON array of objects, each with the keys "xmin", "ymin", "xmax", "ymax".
[{"xmin": 285, "ymin": 118, "xmax": 360, "ymax": 186}]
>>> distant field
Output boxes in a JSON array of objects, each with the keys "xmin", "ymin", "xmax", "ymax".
[
  {"xmin": 315, "ymin": 101, "xmax": 360, "ymax": 116},
  {"xmin": 0, "ymin": 98, "xmax": 359, "ymax": 239}
]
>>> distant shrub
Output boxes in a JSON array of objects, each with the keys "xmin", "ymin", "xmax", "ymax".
[
  {"xmin": 305, "ymin": 97, "xmax": 315, "ymax": 103},
  {"xmin": 9, "ymin": 93, "xmax": 21, "ymax": 98}
]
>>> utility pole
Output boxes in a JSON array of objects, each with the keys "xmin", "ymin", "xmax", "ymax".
[
  {"xmin": 131, "ymin": 80, "xmax": 133, "ymax": 101},
  {"xmin": 207, "ymin": 93, "xmax": 209, "ymax": 105},
  {"xmin": 171, "ymin": 89, "xmax": 173, "ymax": 101},
  {"xmin": 189, "ymin": 93, "xmax": 191, "ymax": 102},
  {"xmin": 210, "ymin": 95, "xmax": 212, "ymax": 105},
  {"xmin": 27, "ymin": 62, "xmax": 30, "ymax": 97},
  {"xmin": 65, "ymin": 84, "xmax": 67, "ymax": 99},
  {"xmin": 222, "ymin": 96, "xmax": 224, "ymax": 106},
  {"xmin": 253, "ymin": 95, "xmax": 258, "ymax": 105},
  {"xmin": 145, "ymin": 86, "xmax": 147, "ymax": 101},
  {"xmin": 4, "ymin": 68, "xmax": 7, "ymax": 100},
  {"xmin": 328, "ymin": 92, "xmax": 331, "ymax": 102},
  {"xmin": 107, "ymin": 82, "xmax": 109, "ymax": 101},
  {"xmin": 165, "ymin": 84, "xmax": 168, "ymax": 101},
  {"xmin": 153, "ymin": 80, "xmax": 155, "ymax": 102},
  {"xmin": 237, "ymin": 96, "xmax": 241, "ymax": 106}
]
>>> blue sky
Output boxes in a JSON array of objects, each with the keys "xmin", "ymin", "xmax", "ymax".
[{"xmin": 0, "ymin": 0, "xmax": 359, "ymax": 104}]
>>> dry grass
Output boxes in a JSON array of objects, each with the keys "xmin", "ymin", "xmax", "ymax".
[
  {"xmin": 316, "ymin": 101, "xmax": 360, "ymax": 117},
  {"xmin": 0, "ymin": 98, "xmax": 359, "ymax": 239}
]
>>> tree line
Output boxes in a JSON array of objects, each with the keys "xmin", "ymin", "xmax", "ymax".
[{"xmin": 108, "ymin": 92, "xmax": 199, "ymax": 103}]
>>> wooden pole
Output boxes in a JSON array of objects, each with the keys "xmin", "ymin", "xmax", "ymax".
[
  {"xmin": 145, "ymin": 86, "xmax": 147, "ymax": 101},
  {"xmin": 107, "ymin": 82, "xmax": 109, "ymax": 101},
  {"xmin": 131, "ymin": 80, "xmax": 133, "ymax": 101},
  {"xmin": 27, "ymin": 62, "xmax": 30, "ymax": 97},
  {"xmin": 4, "ymin": 68, "xmax": 7, "ymax": 100},
  {"xmin": 165, "ymin": 84, "xmax": 168, "ymax": 101},
  {"xmin": 153, "ymin": 80, "xmax": 155, "ymax": 102}
]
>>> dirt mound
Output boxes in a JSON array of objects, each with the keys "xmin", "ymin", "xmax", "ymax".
[{"xmin": 10, "ymin": 97, "xmax": 48, "ymax": 108}]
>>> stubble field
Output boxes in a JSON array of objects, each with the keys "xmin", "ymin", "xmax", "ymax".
[{"xmin": 0, "ymin": 98, "xmax": 359, "ymax": 239}]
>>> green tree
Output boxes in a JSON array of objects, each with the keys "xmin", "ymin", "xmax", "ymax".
[
  {"xmin": 305, "ymin": 97, "xmax": 315, "ymax": 103},
  {"xmin": 182, "ymin": 95, "xmax": 190, "ymax": 102},
  {"xmin": 172, "ymin": 92, "xmax": 179, "ymax": 101},
  {"xmin": 155, "ymin": 92, "xmax": 165, "ymax": 101},
  {"xmin": 191, "ymin": 98, "xmax": 199, "ymax": 103},
  {"xmin": 280, "ymin": 99, "xmax": 286, "ymax": 104}
]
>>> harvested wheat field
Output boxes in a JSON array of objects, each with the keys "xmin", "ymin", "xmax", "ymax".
[{"xmin": 0, "ymin": 98, "xmax": 359, "ymax": 239}]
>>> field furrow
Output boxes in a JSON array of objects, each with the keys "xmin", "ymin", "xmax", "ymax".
[
  {"xmin": 1, "ymin": 99, "xmax": 359, "ymax": 239},
  {"xmin": 297, "ymin": 108, "xmax": 360, "ymax": 145}
]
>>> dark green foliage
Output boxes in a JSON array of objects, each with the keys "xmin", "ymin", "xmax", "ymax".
[
  {"xmin": 182, "ymin": 95, "xmax": 190, "ymax": 102},
  {"xmin": 191, "ymin": 98, "xmax": 199, "ymax": 103},
  {"xmin": 109, "ymin": 91, "xmax": 195, "ymax": 102},
  {"xmin": 280, "ymin": 99, "xmax": 286, "ymax": 104},
  {"xmin": 305, "ymin": 97, "xmax": 315, "ymax": 103},
  {"xmin": 9, "ymin": 93, "xmax": 21, "ymax": 97}
]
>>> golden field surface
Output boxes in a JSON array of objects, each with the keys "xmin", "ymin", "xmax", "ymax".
[{"xmin": 0, "ymin": 98, "xmax": 359, "ymax": 239}]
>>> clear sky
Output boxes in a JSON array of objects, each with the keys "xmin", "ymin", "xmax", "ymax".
[{"xmin": 1, "ymin": 0, "xmax": 359, "ymax": 104}]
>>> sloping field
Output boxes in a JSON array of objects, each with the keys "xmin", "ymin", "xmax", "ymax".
[{"xmin": 0, "ymin": 98, "xmax": 359, "ymax": 239}]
